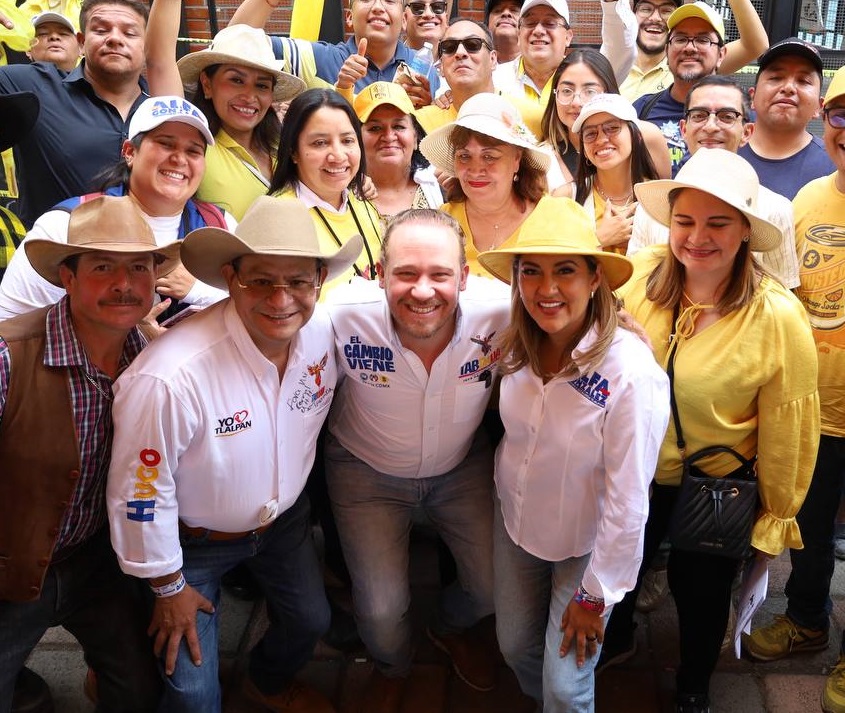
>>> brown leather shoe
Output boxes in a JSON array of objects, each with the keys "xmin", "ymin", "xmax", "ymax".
[
  {"xmin": 427, "ymin": 627, "xmax": 496, "ymax": 692},
  {"xmin": 357, "ymin": 669, "xmax": 406, "ymax": 713},
  {"xmin": 242, "ymin": 676, "xmax": 336, "ymax": 713}
]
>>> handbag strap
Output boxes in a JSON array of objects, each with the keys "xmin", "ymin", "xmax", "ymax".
[{"xmin": 667, "ymin": 302, "xmax": 686, "ymax": 458}]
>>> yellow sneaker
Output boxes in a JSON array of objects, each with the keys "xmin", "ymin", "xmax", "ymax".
[
  {"xmin": 823, "ymin": 654, "xmax": 845, "ymax": 713},
  {"xmin": 742, "ymin": 615, "xmax": 828, "ymax": 662}
]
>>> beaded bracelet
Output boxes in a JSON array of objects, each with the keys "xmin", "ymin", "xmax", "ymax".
[
  {"xmin": 573, "ymin": 584, "xmax": 605, "ymax": 614},
  {"xmin": 150, "ymin": 573, "xmax": 186, "ymax": 599}
]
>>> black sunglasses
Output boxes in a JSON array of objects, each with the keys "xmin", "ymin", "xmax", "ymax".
[
  {"xmin": 407, "ymin": 1, "xmax": 447, "ymax": 15},
  {"xmin": 437, "ymin": 37, "xmax": 492, "ymax": 57}
]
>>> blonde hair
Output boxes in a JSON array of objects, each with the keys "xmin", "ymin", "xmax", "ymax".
[
  {"xmin": 497, "ymin": 255, "xmax": 620, "ymax": 379},
  {"xmin": 645, "ymin": 189, "xmax": 763, "ymax": 313}
]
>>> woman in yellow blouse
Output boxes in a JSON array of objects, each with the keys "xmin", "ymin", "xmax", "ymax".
[{"xmin": 600, "ymin": 149, "xmax": 819, "ymax": 713}]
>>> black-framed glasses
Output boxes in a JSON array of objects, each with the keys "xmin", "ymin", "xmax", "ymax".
[
  {"xmin": 581, "ymin": 120, "xmax": 624, "ymax": 144},
  {"xmin": 824, "ymin": 107, "xmax": 845, "ymax": 128},
  {"xmin": 406, "ymin": 1, "xmax": 447, "ymax": 15},
  {"xmin": 554, "ymin": 86, "xmax": 601, "ymax": 105},
  {"xmin": 518, "ymin": 17, "xmax": 569, "ymax": 31},
  {"xmin": 634, "ymin": 1, "xmax": 677, "ymax": 19},
  {"xmin": 437, "ymin": 37, "xmax": 492, "ymax": 56},
  {"xmin": 684, "ymin": 108, "xmax": 744, "ymax": 126},
  {"xmin": 668, "ymin": 34, "xmax": 721, "ymax": 50},
  {"xmin": 236, "ymin": 276, "xmax": 322, "ymax": 299}
]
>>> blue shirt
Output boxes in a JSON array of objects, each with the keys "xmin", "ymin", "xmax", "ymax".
[
  {"xmin": 0, "ymin": 61, "xmax": 148, "ymax": 227},
  {"xmin": 634, "ymin": 86, "xmax": 686, "ymax": 177},
  {"xmin": 272, "ymin": 35, "xmax": 440, "ymax": 95},
  {"xmin": 738, "ymin": 138, "xmax": 835, "ymax": 201}
]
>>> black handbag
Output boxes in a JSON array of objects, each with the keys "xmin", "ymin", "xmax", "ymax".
[{"xmin": 664, "ymin": 324, "xmax": 759, "ymax": 560}]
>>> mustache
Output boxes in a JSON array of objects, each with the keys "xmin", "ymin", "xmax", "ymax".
[{"xmin": 99, "ymin": 295, "xmax": 144, "ymax": 306}]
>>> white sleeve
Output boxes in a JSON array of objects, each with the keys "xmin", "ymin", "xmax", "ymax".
[
  {"xmin": 600, "ymin": 0, "xmax": 638, "ymax": 87},
  {"xmin": 0, "ymin": 211, "xmax": 69, "ymax": 319},
  {"xmin": 107, "ymin": 370, "xmax": 197, "ymax": 579},
  {"xmin": 628, "ymin": 204, "xmax": 668, "ymax": 256}
]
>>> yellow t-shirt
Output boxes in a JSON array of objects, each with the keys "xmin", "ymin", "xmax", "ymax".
[
  {"xmin": 274, "ymin": 187, "xmax": 382, "ymax": 300},
  {"xmin": 620, "ymin": 246, "xmax": 820, "ymax": 555},
  {"xmin": 415, "ymin": 92, "xmax": 544, "ymax": 143},
  {"xmin": 619, "ymin": 58, "xmax": 672, "ymax": 103},
  {"xmin": 794, "ymin": 173, "xmax": 845, "ymax": 437}
]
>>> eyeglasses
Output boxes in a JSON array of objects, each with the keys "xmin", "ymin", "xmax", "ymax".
[
  {"xmin": 684, "ymin": 107, "xmax": 744, "ymax": 126},
  {"xmin": 518, "ymin": 18, "xmax": 569, "ymax": 31},
  {"xmin": 554, "ymin": 86, "xmax": 601, "ymax": 105},
  {"xmin": 236, "ymin": 276, "xmax": 322, "ymax": 299},
  {"xmin": 581, "ymin": 120, "xmax": 624, "ymax": 144},
  {"xmin": 634, "ymin": 2, "xmax": 677, "ymax": 19},
  {"xmin": 406, "ymin": 1, "xmax": 447, "ymax": 15},
  {"xmin": 355, "ymin": 0, "xmax": 401, "ymax": 7},
  {"xmin": 437, "ymin": 37, "xmax": 492, "ymax": 56},
  {"xmin": 668, "ymin": 34, "xmax": 721, "ymax": 50},
  {"xmin": 824, "ymin": 107, "xmax": 845, "ymax": 128}
]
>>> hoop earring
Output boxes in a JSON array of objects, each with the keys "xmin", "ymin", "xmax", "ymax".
[
  {"xmin": 513, "ymin": 173, "xmax": 518, "ymax": 182},
  {"xmin": 742, "ymin": 235, "xmax": 750, "ymax": 243}
]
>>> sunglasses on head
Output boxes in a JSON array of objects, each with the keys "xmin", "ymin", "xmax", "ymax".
[
  {"xmin": 437, "ymin": 37, "xmax": 492, "ymax": 57},
  {"xmin": 406, "ymin": 1, "xmax": 447, "ymax": 15}
]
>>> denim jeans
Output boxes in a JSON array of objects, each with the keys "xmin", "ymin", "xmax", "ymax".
[
  {"xmin": 494, "ymin": 503, "xmax": 606, "ymax": 712},
  {"xmin": 160, "ymin": 492, "xmax": 329, "ymax": 713},
  {"xmin": 786, "ymin": 435, "xmax": 845, "ymax": 639},
  {"xmin": 0, "ymin": 528, "xmax": 160, "ymax": 713},
  {"xmin": 324, "ymin": 431, "xmax": 495, "ymax": 678}
]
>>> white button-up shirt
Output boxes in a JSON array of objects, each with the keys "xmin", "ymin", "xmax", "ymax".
[
  {"xmin": 327, "ymin": 279, "xmax": 509, "ymax": 478},
  {"xmin": 496, "ymin": 326, "xmax": 670, "ymax": 606},
  {"xmin": 107, "ymin": 300, "xmax": 336, "ymax": 579}
]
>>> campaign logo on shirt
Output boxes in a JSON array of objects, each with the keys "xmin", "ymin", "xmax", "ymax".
[
  {"xmin": 459, "ymin": 331, "xmax": 501, "ymax": 384},
  {"xmin": 343, "ymin": 336, "xmax": 396, "ymax": 373},
  {"xmin": 126, "ymin": 448, "xmax": 161, "ymax": 522},
  {"xmin": 569, "ymin": 371, "xmax": 610, "ymax": 408},
  {"xmin": 215, "ymin": 409, "xmax": 252, "ymax": 437},
  {"xmin": 287, "ymin": 351, "xmax": 334, "ymax": 413},
  {"xmin": 359, "ymin": 371, "xmax": 391, "ymax": 387}
]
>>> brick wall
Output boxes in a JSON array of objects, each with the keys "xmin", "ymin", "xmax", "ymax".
[{"xmin": 180, "ymin": 0, "xmax": 602, "ymax": 45}]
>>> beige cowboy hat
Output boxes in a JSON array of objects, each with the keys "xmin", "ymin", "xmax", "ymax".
[
  {"xmin": 478, "ymin": 196, "xmax": 633, "ymax": 289},
  {"xmin": 177, "ymin": 24, "xmax": 306, "ymax": 103},
  {"xmin": 25, "ymin": 195, "xmax": 182, "ymax": 287},
  {"xmin": 181, "ymin": 196, "xmax": 363, "ymax": 290},
  {"xmin": 420, "ymin": 93, "xmax": 552, "ymax": 174},
  {"xmin": 633, "ymin": 148, "xmax": 783, "ymax": 253}
]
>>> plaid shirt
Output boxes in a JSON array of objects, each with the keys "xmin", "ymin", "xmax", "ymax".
[{"xmin": 0, "ymin": 297, "xmax": 146, "ymax": 552}]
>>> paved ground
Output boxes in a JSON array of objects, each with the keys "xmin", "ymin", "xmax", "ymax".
[{"xmin": 24, "ymin": 536, "xmax": 845, "ymax": 712}]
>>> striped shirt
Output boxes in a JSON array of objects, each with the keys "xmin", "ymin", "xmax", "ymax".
[{"xmin": 0, "ymin": 297, "xmax": 145, "ymax": 553}]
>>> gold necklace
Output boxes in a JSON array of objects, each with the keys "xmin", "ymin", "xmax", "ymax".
[{"xmin": 594, "ymin": 181, "xmax": 633, "ymax": 206}]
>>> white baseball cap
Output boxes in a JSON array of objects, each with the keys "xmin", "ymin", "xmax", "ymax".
[
  {"xmin": 128, "ymin": 96, "xmax": 215, "ymax": 146},
  {"xmin": 519, "ymin": 0, "xmax": 570, "ymax": 25},
  {"xmin": 31, "ymin": 12, "xmax": 76, "ymax": 32}
]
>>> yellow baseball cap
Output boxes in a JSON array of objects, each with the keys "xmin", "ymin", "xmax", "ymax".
[
  {"xmin": 353, "ymin": 82, "xmax": 416, "ymax": 123},
  {"xmin": 667, "ymin": 1, "xmax": 725, "ymax": 41},
  {"xmin": 825, "ymin": 65, "xmax": 845, "ymax": 107}
]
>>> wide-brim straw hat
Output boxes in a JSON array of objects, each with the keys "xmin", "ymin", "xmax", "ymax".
[
  {"xmin": 177, "ymin": 24, "xmax": 306, "ymax": 103},
  {"xmin": 478, "ymin": 196, "xmax": 633, "ymax": 290},
  {"xmin": 420, "ymin": 93, "xmax": 552, "ymax": 174},
  {"xmin": 634, "ymin": 148, "xmax": 782, "ymax": 253},
  {"xmin": 25, "ymin": 196, "xmax": 181, "ymax": 287},
  {"xmin": 181, "ymin": 196, "xmax": 363, "ymax": 290}
]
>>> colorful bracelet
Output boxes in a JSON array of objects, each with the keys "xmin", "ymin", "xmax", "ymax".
[
  {"xmin": 573, "ymin": 585, "xmax": 605, "ymax": 615},
  {"xmin": 150, "ymin": 573, "xmax": 186, "ymax": 599}
]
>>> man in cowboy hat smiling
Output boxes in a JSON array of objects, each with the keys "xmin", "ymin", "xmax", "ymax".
[
  {"xmin": 106, "ymin": 197, "xmax": 362, "ymax": 713},
  {"xmin": 0, "ymin": 194, "xmax": 179, "ymax": 710}
]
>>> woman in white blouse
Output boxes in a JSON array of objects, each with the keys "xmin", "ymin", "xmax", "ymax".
[{"xmin": 478, "ymin": 197, "xmax": 670, "ymax": 712}]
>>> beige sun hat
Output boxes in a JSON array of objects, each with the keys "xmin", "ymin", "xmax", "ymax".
[
  {"xmin": 634, "ymin": 148, "xmax": 782, "ymax": 253},
  {"xmin": 181, "ymin": 196, "xmax": 363, "ymax": 290},
  {"xmin": 25, "ymin": 196, "xmax": 181, "ymax": 287},
  {"xmin": 177, "ymin": 24, "xmax": 306, "ymax": 103},
  {"xmin": 478, "ymin": 197, "xmax": 633, "ymax": 289},
  {"xmin": 420, "ymin": 93, "xmax": 552, "ymax": 174}
]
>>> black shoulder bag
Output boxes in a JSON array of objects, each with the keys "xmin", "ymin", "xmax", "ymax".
[{"xmin": 665, "ymin": 317, "xmax": 759, "ymax": 560}]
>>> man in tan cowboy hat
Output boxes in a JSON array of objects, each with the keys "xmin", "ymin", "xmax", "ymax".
[
  {"xmin": 0, "ymin": 194, "xmax": 180, "ymax": 711},
  {"xmin": 106, "ymin": 197, "xmax": 362, "ymax": 713}
]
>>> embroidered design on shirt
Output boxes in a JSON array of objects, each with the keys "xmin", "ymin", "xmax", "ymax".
[
  {"xmin": 308, "ymin": 354, "xmax": 328, "ymax": 386},
  {"xmin": 126, "ymin": 448, "xmax": 161, "ymax": 522},
  {"xmin": 288, "ymin": 352, "xmax": 334, "ymax": 412},
  {"xmin": 215, "ymin": 409, "xmax": 253, "ymax": 436},
  {"xmin": 568, "ymin": 371, "xmax": 610, "ymax": 408},
  {"xmin": 343, "ymin": 335, "xmax": 395, "ymax": 373},
  {"xmin": 359, "ymin": 372, "xmax": 391, "ymax": 387},
  {"xmin": 459, "ymin": 331, "xmax": 501, "ymax": 383}
]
